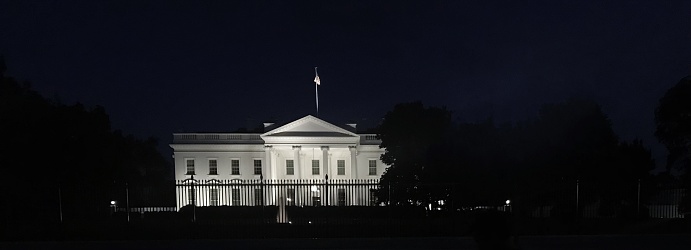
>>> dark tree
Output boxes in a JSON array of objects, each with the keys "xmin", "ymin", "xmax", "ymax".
[
  {"xmin": 376, "ymin": 102, "xmax": 453, "ymax": 205},
  {"xmin": 0, "ymin": 59, "xmax": 171, "ymax": 232},
  {"xmin": 655, "ymin": 76, "xmax": 691, "ymax": 214},
  {"xmin": 655, "ymin": 76, "xmax": 691, "ymax": 173}
]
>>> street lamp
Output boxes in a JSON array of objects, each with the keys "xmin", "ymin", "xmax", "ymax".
[{"xmin": 110, "ymin": 200, "xmax": 117, "ymax": 216}]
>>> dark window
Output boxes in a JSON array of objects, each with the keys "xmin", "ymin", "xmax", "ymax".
[
  {"xmin": 337, "ymin": 160, "xmax": 345, "ymax": 175},
  {"xmin": 368, "ymin": 160, "xmax": 377, "ymax": 175},
  {"xmin": 312, "ymin": 160, "xmax": 320, "ymax": 175},
  {"xmin": 286, "ymin": 160, "xmax": 294, "ymax": 175},
  {"xmin": 231, "ymin": 160, "xmax": 240, "ymax": 175},
  {"xmin": 253, "ymin": 159, "xmax": 262, "ymax": 175},
  {"xmin": 209, "ymin": 159, "xmax": 218, "ymax": 175},
  {"xmin": 186, "ymin": 159, "xmax": 195, "ymax": 175}
]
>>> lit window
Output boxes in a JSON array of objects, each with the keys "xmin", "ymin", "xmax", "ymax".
[
  {"xmin": 188, "ymin": 189, "xmax": 195, "ymax": 205},
  {"xmin": 186, "ymin": 159, "xmax": 195, "ymax": 175},
  {"xmin": 369, "ymin": 189, "xmax": 377, "ymax": 206},
  {"xmin": 231, "ymin": 159, "xmax": 240, "ymax": 175},
  {"xmin": 254, "ymin": 189, "xmax": 263, "ymax": 205},
  {"xmin": 287, "ymin": 188, "xmax": 296, "ymax": 206},
  {"xmin": 286, "ymin": 160, "xmax": 294, "ymax": 175},
  {"xmin": 253, "ymin": 159, "xmax": 262, "ymax": 175},
  {"xmin": 232, "ymin": 189, "xmax": 241, "ymax": 205},
  {"xmin": 209, "ymin": 159, "xmax": 218, "ymax": 175},
  {"xmin": 210, "ymin": 189, "xmax": 219, "ymax": 206},
  {"xmin": 337, "ymin": 160, "xmax": 345, "ymax": 175},
  {"xmin": 338, "ymin": 188, "xmax": 346, "ymax": 206},
  {"xmin": 369, "ymin": 160, "xmax": 377, "ymax": 175},
  {"xmin": 311, "ymin": 186, "xmax": 321, "ymax": 206},
  {"xmin": 312, "ymin": 160, "xmax": 320, "ymax": 175}
]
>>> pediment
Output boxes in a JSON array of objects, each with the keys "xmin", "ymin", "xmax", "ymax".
[{"xmin": 261, "ymin": 115, "xmax": 358, "ymax": 138}]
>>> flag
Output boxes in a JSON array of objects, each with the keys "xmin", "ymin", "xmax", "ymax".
[{"xmin": 314, "ymin": 73, "xmax": 320, "ymax": 85}]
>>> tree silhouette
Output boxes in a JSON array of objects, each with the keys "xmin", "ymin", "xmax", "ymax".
[
  {"xmin": 0, "ymin": 58, "xmax": 171, "ymax": 230},
  {"xmin": 655, "ymin": 76, "xmax": 691, "ymax": 173},
  {"xmin": 655, "ymin": 76, "xmax": 691, "ymax": 214},
  {"xmin": 375, "ymin": 98, "xmax": 655, "ymax": 216},
  {"xmin": 376, "ymin": 102, "xmax": 453, "ymax": 205}
]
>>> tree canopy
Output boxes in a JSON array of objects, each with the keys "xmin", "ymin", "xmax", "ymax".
[
  {"xmin": 376, "ymin": 99, "xmax": 655, "ymax": 210},
  {"xmin": 0, "ymin": 59, "xmax": 171, "ymax": 224},
  {"xmin": 655, "ymin": 76, "xmax": 691, "ymax": 173}
]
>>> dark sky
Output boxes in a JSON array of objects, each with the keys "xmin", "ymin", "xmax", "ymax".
[{"xmin": 2, "ymin": 1, "xmax": 690, "ymax": 171}]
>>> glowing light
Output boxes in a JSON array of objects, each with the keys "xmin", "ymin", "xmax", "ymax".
[
  {"xmin": 110, "ymin": 201, "xmax": 116, "ymax": 205},
  {"xmin": 505, "ymin": 199, "xmax": 511, "ymax": 205}
]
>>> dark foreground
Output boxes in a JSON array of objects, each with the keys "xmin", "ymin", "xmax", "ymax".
[{"xmin": 1, "ymin": 235, "xmax": 690, "ymax": 250}]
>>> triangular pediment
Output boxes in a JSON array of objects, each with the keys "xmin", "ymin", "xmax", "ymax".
[{"xmin": 261, "ymin": 115, "xmax": 358, "ymax": 138}]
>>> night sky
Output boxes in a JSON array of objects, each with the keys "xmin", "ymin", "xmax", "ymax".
[{"xmin": 2, "ymin": 1, "xmax": 690, "ymax": 171}]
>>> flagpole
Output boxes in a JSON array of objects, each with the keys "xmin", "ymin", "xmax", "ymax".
[{"xmin": 314, "ymin": 67, "xmax": 320, "ymax": 116}]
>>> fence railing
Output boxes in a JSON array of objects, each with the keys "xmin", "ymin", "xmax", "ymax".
[
  {"xmin": 53, "ymin": 178, "xmax": 688, "ymax": 223},
  {"xmin": 175, "ymin": 178, "xmax": 380, "ymax": 209}
]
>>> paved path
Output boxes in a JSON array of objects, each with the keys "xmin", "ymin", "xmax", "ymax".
[{"xmin": 1, "ymin": 235, "xmax": 689, "ymax": 250}]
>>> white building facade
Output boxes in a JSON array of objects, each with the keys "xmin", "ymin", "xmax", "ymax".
[{"xmin": 171, "ymin": 115, "xmax": 388, "ymax": 209}]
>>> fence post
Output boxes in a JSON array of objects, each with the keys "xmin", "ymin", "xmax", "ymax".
[
  {"xmin": 191, "ymin": 175, "xmax": 196, "ymax": 222},
  {"xmin": 261, "ymin": 175, "xmax": 265, "ymax": 224},
  {"xmin": 325, "ymin": 174, "xmax": 329, "ymax": 206},
  {"xmin": 637, "ymin": 179, "xmax": 641, "ymax": 219},
  {"xmin": 126, "ymin": 182, "xmax": 130, "ymax": 223},
  {"xmin": 388, "ymin": 182, "xmax": 391, "ymax": 206}
]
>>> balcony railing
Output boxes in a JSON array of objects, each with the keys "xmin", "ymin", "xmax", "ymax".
[
  {"xmin": 359, "ymin": 134, "xmax": 380, "ymax": 145},
  {"xmin": 174, "ymin": 133, "xmax": 380, "ymax": 145},
  {"xmin": 173, "ymin": 133, "xmax": 264, "ymax": 144}
]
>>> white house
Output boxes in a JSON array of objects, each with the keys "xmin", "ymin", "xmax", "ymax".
[{"xmin": 170, "ymin": 115, "xmax": 388, "ymax": 209}]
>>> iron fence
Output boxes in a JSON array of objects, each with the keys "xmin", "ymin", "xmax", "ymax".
[
  {"xmin": 175, "ymin": 178, "xmax": 380, "ymax": 209},
  {"xmin": 2, "ymin": 177, "xmax": 689, "ymax": 241}
]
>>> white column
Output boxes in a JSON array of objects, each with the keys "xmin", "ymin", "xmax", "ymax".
[
  {"xmin": 293, "ymin": 146, "xmax": 301, "ymax": 179},
  {"xmin": 264, "ymin": 145, "xmax": 273, "ymax": 179},
  {"xmin": 349, "ymin": 146, "xmax": 358, "ymax": 179},
  {"xmin": 321, "ymin": 146, "xmax": 329, "ymax": 177}
]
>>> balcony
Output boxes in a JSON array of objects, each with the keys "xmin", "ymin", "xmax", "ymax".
[
  {"xmin": 359, "ymin": 134, "xmax": 380, "ymax": 145},
  {"xmin": 173, "ymin": 133, "xmax": 264, "ymax": 144}
]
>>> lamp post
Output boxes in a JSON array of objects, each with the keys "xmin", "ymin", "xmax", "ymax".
[{"xmin": 110, "ymin": 200, "xmax": 117, "ymax": 215}]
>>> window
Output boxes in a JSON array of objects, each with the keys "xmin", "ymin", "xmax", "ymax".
[
  {"xmin": 286, "ymin": 160, "xmax": 294, "ymax": 175},
  {"xmin": 232, "ymin": 189, "xmax": 241, "ymax": 206},
  {"xmin": 231, "ymin": 159, "xmax": 240, "ymax": 175},
  {"xmin": 253, "ymin": 159, "xmax": 262, "ymax": 175},
  {"xmin": 210, "ymin": 189, "xmax": 219, "ymax": 206},
  {"xmin": 369, "ymin": 189, "xmax": 377, "ymax": 206},
  {"xmin": 185, "ymin": 159, "xmax": 195, "ymax": 175},
  {"xmin": 311, "ymin": 186, "xmax": 321, "ymax": 206},
  {"xmin": 338, "ymin": 188, "xmax": 346, "ymax": 206},
  {"xmin": 188, "ymin": 189, "xmax": 195, "ymax": 205},
  {"xmin": 254, "ymin": 189, "xmax": 263, "ymax": 206},
  {"xmin": 287, "ymin": 188, "xmax": 296, "ymax": 206},
  {"xmin": 209, "ymin": 159, "xmax": 218, "ymax": 175},
  {"xmin": 368, "ymin": 160, "xmax": 377, "ymax": 175},
  {"xmin": 337, "ymin": 160, "xmax": 345, "ymax": 175},
  {"xmin": 312, "ymin": 160, "xmax": 320, "ymax": 175}
]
